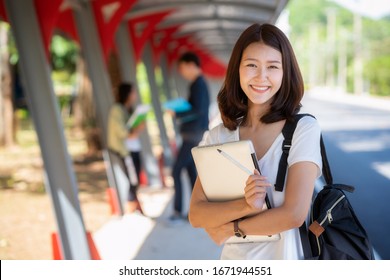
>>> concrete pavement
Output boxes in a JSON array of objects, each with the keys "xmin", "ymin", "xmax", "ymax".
[{"xmin": 93, "ymin": 185, "xmax": 223, "ymax": 260}]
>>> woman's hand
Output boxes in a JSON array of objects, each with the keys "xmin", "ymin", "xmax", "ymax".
[
  {"xmin": 244, "ymin": 169, "xmax": 271, "ymax": 211},
  {"xmin": 205, "ymin": 222, "xmax": 233, "ymax": 245},
  {"xmin": 165, "ymin": 109, "xmax": 176, "ymax": 117},
  {"xmin": 128, "ymin": 121, "xmax": 146, "ymax": 138}
]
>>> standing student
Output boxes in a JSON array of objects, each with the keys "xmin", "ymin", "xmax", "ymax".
[
  {"xmin": 188, "ymin": 23, "xmax": 322, "ymax": 259},
  {"xmin": 107, "ymin": 82, "xmax": 145, "ymax": 214},
  {"xmin": 169, "ymin": 52, "xmax": 210, "ymax": 222},
  {"xmin": 125, "ymin": 99, "xmax": 144, "ymax": 195}
]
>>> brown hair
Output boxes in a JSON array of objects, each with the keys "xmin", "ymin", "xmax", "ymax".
[
  {"xmin": 217, "ymin": 23, "xmax": 304, "ymax": 130},
  {"xmin": 117, "ymin": 82, "xmax": 133, "ymax": 104},
  {"xmin": 177, "ymin": 51, "xmax": 201, "ymax": 67}
]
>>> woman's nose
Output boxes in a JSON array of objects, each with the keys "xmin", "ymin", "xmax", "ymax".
[{"xmin": 255, "ymin": 67, "xmax": 267, "ymax": 81}]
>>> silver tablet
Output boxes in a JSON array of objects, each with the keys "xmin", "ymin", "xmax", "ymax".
[{"xmin": 191, "ymin": 140, "xmax": 281, "ymax": 243}]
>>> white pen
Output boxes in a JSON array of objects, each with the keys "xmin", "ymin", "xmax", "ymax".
[{"xmin": 217, "ymin": 148, "xmax": 253, "ymax": 175}]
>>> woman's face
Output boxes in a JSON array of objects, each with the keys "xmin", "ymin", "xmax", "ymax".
[
  {"xmin": 125, "ymin": 89, "xmax": 138, "ymax": 109},
  {"xmin": 239, "ymin": 42, "xmax": 283, "ymax": 107}
]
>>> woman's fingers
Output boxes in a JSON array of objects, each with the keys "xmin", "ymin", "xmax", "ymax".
[
  {"xmin": 245, "ymin": 174, "xmax": 271, "ymax": 193},
  {"xmin": 244, "ymin": 172, "xmax": 271, "ymax": 209}
]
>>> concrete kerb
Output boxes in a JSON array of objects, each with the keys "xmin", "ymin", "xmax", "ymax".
[{"xmin": 306, "ymin": 87, "xmax": 390, "ymax": 112}]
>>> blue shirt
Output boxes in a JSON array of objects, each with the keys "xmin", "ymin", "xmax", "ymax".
[{"xmin": 176, "ymin": 75, "xmax": 210, "ymax": 138}]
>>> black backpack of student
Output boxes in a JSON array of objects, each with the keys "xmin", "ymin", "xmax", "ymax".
[{"xmin": 275, "ymin": 113, "xmax": 375, "ymax": 260}]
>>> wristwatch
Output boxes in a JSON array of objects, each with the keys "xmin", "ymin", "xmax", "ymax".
[{"xmin": 234, "ymin": 219, "xmax": 246, "ymax": 239}]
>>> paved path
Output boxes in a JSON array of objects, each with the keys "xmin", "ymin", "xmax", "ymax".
[{"xmin": 93, "ymin": 186, "xmax": 222, "ymax": 260}]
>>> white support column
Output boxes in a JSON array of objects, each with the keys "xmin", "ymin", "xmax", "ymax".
[
  {"xmin": 160, "ymin": 54, "xmax": 175, "ymax": 100},
  {"xmin": 115, "ymin": 22, "xmax": 161, "ymax": 187},
  {"xmin": 73, "ymin": 0, "xmax": 125, "ymax": 214},
  {"xmin": 160, "ymin": 53, "xmax": 181, "ymax": 147},
  {"xmin": 4, "ymin": 0, "xmax": 90, "ymax": 259},
  {"xmin": 142, "ymin": 42, "xmax": 173, "ymax": 167}
]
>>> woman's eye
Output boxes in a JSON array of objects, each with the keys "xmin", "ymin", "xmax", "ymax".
[{"xmin": 247, "ymin": 63, "xmax": 256, "ymax": 68}]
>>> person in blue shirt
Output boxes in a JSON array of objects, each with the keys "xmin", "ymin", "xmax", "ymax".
[{"xmin": 169, "ymin": 52, "xmax": 211, "ymax": 222}]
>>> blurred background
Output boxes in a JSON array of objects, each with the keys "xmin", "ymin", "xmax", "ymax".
[{"xmin": 0, "ymin": 0, "xmax": 389, "ymax": 260}]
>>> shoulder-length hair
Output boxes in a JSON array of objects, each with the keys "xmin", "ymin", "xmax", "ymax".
[
  {"xmin": 117, "ymin": 83, "xmax": 133, "ymax": 105},
  {"xmin": 217, "ymin": 23, "xmax": 304, "ymax": 130}
]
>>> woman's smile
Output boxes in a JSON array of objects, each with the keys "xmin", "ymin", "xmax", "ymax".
[{"xmin": 239, "ymin": 42, "xmax": 283, "ymax": 106}]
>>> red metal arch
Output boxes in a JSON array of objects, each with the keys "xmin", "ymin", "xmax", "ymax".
[
  {"xmin": 127, "ymin": 9, "xmax": 175, "ymax": 62},
  {"xmin": 151, "ymin": 24, "xmax": 182, "ymax": 65},
  {"xmin": 0, "ymin": 0, "xmax": 8, "ymax": 21},
  {"xmin": 91, "ymin": 0, "xmax": 137, "ymax": 61},
  {"xmin": 34, "ymin": 0, "xmax": 63, "ymax": 59},
  {"xmin": 0, "ymin": 0, "xmax": 227, "ymax": 78},
  {"xmin": 56, "ymin": 8, "xmax": 79, "ymax": 43}
]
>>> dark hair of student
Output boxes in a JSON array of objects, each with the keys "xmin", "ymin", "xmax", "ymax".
[
  {"xmin": 217, "ymin": 23, "xmax": 304, "ymax": 130},
  {"xmin": 117, "ymin": 82, "xmax": 133, "ymax": 105},
  {"xmin": 177, "ymin": 51, "xmax": 201, "ymax": 67}
]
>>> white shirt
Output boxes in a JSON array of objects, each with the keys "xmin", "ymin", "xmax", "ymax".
[
  {"xmin": 125, "ymin": 138, "xmax": 142, "ymax": 152},
  {"xmin": 200, "ymin": 116, "xmax": 322, "ymax": 260}
]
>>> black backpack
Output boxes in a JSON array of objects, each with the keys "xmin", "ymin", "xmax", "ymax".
[{"xmin": 275, "ymin": 113, "xmax": 375, "ymax": 260}]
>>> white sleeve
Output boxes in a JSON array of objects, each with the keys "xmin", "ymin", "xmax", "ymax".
[
  {"xmin": 287, "ymin": 116, "xmax": 323, "ymax": 178},
  {"xmin": 198, "ymin": 123, "xmax": 234, "ymax": 146},
  {"xmin": 199, "ymin": 130, "xmax": 212, "ymax": 146}
]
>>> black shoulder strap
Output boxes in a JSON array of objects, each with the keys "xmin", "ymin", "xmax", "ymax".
[
  {"xmin": 274, "ymin": 113, "xmax": 333, "ymax": 192},
  {"xmin": 274, "ymin": 113, "xmax": 334, "ymax": 259}
]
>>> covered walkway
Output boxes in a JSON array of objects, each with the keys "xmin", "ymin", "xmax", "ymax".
[{"xmin": 0, "ymin": 0, "xmax": 289, "ymax": 259}]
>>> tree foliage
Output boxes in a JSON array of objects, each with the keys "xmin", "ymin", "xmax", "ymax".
[{"xmin": 286, "ymin": 0, "xmax": 390, "ymax": 96}]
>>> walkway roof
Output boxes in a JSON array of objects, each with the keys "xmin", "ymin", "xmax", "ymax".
[
  {"xmin": 126, "ymin": 0, "xmax": 289, "ymax": 62},
  {"xmin": 1, "ymin": 0, "xmax": 289, "ymax": 78}
]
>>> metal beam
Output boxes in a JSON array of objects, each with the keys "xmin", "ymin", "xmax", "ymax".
[
  {"xmin": 126, "ymin": 1, "xmax": 276, "ymax": 19},
  {"xmin": 115, "ymin": 22, "xmax": 162, "ymax": 188},
  {"xmin": 4, "ymin": 0, "xmax": 90, "ymax": 259},
  {"xmin": 73, "ymin": 0, "xmax": 124, "ymax": 214},
  {"xmin": 142, "ymin": 42, "xmax": 173, "ymax": 167},
  {"xmin": 159, "ymin": 52, "xmax": 181, "ymax": 148}
]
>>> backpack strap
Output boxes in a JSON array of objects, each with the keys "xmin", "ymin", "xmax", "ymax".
[
  {"xmin": 275, "ymin": 113, "xmax": 333, "ymax": 192},
  {"xmin": 274, "ymin": 115, "xmax": 301, "ymax": 191},
  {"xmin": 299, "ymin": 221, "xmax": 314, "ymax": 259},
  {"xmin": 274, "ymin": 113, "xmax": 335, "ymax": 259}
]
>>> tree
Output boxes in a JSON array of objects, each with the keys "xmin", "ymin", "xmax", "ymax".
[
  {"xmin": 0, "ymin": 22, "xmax": 15, "ymax": 147},
  {"xmin": 287, "ymin": 0, "xmax": 390, "ymax": 96}
]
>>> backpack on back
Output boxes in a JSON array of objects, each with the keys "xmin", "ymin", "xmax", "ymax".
[{"xmin": 275, "ymin": 113, "xmax": 375, "ymax": 260}]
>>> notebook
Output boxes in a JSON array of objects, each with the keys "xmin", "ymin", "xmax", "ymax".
[
  {"xmin": 127, "ymin": 104, "xmax": 150, "ymax": 129},
  {"xmin": 163, "ymin": 98, "xmax": 192, "ymax": 113},
  {"xmin": 191, "ymin": 140, "xmax": 281, "ymax": 243}
]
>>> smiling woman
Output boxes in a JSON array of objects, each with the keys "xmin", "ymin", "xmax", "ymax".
[{"xmin": 189, "ymin": 23, "xmax": 323, "ymax": 260}]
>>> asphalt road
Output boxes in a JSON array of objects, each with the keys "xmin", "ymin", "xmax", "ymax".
[{"xmin": 302, "ymin": 91, "xmax": 390, "ymax": 260}]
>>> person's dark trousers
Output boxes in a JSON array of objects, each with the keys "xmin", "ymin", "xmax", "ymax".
[
  {"xmin": 109, "ymin": 149, "xmax": 137, "ymax": 202},
  {"xmin": 130, "ymin": 151, "xmax": 142, "ymax": 186},
  {"xmin": 172, "ymin": 139, "xmax": 199, "ymax": 214}
]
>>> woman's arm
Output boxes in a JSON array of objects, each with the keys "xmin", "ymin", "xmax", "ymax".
[
  {"xmin": 189, "ymin": 169, "xmax": 270, "ymax": 229},
  {"xmin": 203, "ymin": 161, "xmax": 318, "ymax": 244},
  {"xmin": 128, "ymin": 121, "xmax": 146, "ymax": 139},
  {"xmin": 109, "ymin": 106, "xmax": 128, "ymax": 140},
  {"xmin": 241, "ymin": 161, "xmax": 317, "ymax": 232},
  {"xmin": 189, "ymin": 177, "xmax": 253, "ymax": 229}
]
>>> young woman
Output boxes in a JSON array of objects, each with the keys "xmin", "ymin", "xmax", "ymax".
[
  {"xmin": 107, "ymin": 82, "xmax": 145, "ymax": 214},
  {"xmin": 188, "ymin": 23, "xmax": 322, "ymax": 259}
]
